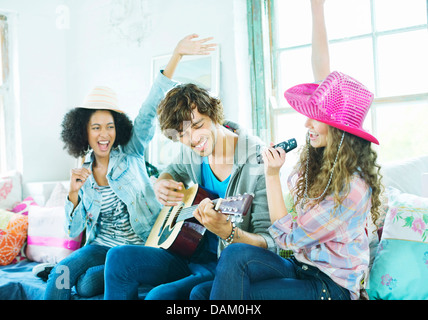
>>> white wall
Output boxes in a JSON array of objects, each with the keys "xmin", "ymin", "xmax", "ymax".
[
  {"xmin": 0, "ymin": 0, "xmax": 75, "ymax": 183},
  {"xmin": 65, "ymin": 0, "xmax": 252, "ymax": 126},
  {"xmin": 0, "ymin": 0, "xmax": 252, "ymax": 183}
]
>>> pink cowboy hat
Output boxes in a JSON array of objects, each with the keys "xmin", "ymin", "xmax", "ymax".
[{"xmin": 284, "ymin": 71, "xmax": 379, "ymax": 145}]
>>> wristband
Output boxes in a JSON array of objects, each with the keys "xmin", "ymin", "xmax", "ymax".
[{"xmin": 223, "ymin": 221, "xmax": 237, "ymax": 246}]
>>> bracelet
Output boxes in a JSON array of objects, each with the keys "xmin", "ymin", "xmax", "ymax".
[{"xmin": 223, "ymin": 222, "xmax": 237, "ymax": 245}]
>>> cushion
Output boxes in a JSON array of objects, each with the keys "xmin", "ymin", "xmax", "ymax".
[
  {"xmin": 366, "ymin": 187, "xmax": 428, "ymax": 299},
  {"xmin": 45, "ymin": 183, "xmax": 68, "ymax": 207},
  {"xmin": 11, "ymin": 197, "xmax": 38, "ymax": 215},
  {"xmin": 380, "ymin": 156, "xmax": 428, "ymax": 197},
  {"xmin": 0, "ymin": 209, "xmax": 29, "ymax": 266},
  {"xmin": 0, "ymin": 171, "xmax": 22, "ymax": 210},
  {"xmin": 26, "ymin": 206, "xmax": 82, "ymax": 264},
  {"xmin": 9, "ymin": 197, "xmax": 39, "ymax": 263}
]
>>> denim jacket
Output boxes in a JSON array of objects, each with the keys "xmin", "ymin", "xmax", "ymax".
[{"xmin": 64, "ymin": 72, "xmax": 178, "ymax": 245}]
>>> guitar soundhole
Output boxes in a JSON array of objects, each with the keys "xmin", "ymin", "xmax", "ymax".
[{"xmin": 170, "ymin": 204, "xmax": 184, "ymax": 228}]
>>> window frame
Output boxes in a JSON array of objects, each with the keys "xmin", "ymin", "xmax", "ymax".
[{"xmin": 260, "ymin": 0, "xmax": 428, "ymax": 159}]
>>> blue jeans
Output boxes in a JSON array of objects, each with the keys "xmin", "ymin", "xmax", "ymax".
[
  {"xmin": 44, "ymin": 244, "xmax": 109, "ymax": 300},
  {"xmin": 104, "ymin": 245, "xmax": 217, "ymax": 300},
  {"xmin": 205, "ymin": 243, "xmax": 350, "ymax": 300}
]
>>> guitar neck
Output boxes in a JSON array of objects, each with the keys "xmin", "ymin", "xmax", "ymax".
[
  {"xmin": 176, "ymin": 205, "xmax": 198, "ymax": 222},
  {"xmin": 175, "ymin": 199, "xmax": 220, "ymax": 222}
]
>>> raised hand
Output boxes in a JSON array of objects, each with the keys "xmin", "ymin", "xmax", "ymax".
[
  {"xmin": 69, "ymin": 167, "xmax": 91, "ymax": 194},
  {"xmin": 174, "ymin": 33, "xmax": 216, "ymax": 57},
  {"xmin": 163, "ymin": 34, "xmax": 216, "ymax": 79},
  {"xmin": 262, "ymin": 142, "xmax": 286, "ymax": 177},
  {"xmin": 68, "ymin": 167, "xmax": 92, "ymax": 208}
]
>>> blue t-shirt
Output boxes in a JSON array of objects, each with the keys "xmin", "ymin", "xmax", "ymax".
[
  {"xmin": 200, "ymin": 157, "xmax": 231, "ymax": 199},
  {"xmin": 195, "ymin": 157, "xmax": 231, "ymax": 258}
]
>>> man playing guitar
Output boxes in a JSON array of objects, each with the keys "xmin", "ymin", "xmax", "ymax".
[{"xmin": 104, "ymin": 35, "xmax": 276, "ymax": 300}]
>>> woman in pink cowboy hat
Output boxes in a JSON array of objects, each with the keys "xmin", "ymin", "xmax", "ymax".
[
  {"xmin": 42, "ymin": 34, "xmax": 216, "ymax": 300},
  {"xmin": 208, "ymin": 0, "xmax": 382, "ymax": 300}
]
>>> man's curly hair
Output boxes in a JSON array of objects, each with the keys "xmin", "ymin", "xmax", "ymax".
[
  {"xmin": 157, "ymin": 83, "xmax": 224, "ymax": 141},
  {"xmin": 60, "ymin": 108, "xmax": 133, "ymax": 158}
]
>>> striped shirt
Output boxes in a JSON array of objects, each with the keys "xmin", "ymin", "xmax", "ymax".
[
  {"xmin": 92, "ymin": 185, "xmax": 144, "ymax": 248},
  {"xmin": 269, "ymin": 171, "xmax": 372, "ymax": 300}
]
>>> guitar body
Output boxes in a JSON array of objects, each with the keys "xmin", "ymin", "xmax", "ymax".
[{"xmin": 145, "ymin": 184, "xmax": 217, "ymax": 258}]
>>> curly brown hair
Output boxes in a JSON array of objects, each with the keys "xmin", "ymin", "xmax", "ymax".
[
  {"xmin": 60, "ymin": 108, "xmax": 133, "ymax": 158},
  {"xmin": 157, "ymin": 83, "xmax": 224, "ymax": 141},
  {"xmin": 292, "ymin": 126, "xmax": 383, "ymax": 228}
]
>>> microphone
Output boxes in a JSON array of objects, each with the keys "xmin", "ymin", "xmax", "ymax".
[{"xmin": 256, "ymin": 138, "xmax": 297, "ymax": 164}]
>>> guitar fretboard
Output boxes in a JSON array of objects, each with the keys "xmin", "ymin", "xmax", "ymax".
[
  {"xmin": 175, "ymin": 205, "xmax": 198, "ymax": 222},
  {"xmin": 168, "ymin": 199, "xmax": 221, "ymax": 223}
]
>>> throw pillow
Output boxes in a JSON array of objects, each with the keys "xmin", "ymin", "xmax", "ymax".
[
  {"xmin": 9, "ymin": 197, "xmax": 39, "ymax": 263},
  {"xmin": 0, "ymin": 171, "xmax": 22, "ymax": 210},
  {"xmin": 45, "ymin": 183, "xmax": 68, "ymax": 207},
  {"xmin": 366, "ymin": 187, "xmax": 428, "ymax": 300},
  {"xmin": 0, "ymin": 209, "xmax": 29, "ymax": 265},
  {"xmin": 11, "ymin": 196, "xmax": 38, "ymax": 215},
  {"xmin": 26, "ymin": 206, "xmax": 82, "ymax": 264}
]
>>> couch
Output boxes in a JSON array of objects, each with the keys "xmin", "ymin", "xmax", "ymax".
[
  {"xmin": 0, "ymin": 177, "xmax": 94, "ymax": 300},
  {"xmin": 0, "ymin": 156, "xmax": 427, "ymax": 300},
  {"xmin": 364, "ymin": 156, "xmax": 428, "ymax": 299}
]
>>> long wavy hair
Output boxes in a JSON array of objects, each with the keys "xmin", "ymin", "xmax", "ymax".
[{"xmin": 293, "ymin": 126, "xmax": 383, "ymax": 228}]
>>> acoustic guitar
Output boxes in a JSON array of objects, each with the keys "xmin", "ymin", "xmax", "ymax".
[{"xmin": 145, "ymin": 184, "xmax": 253, "ymax": 258}]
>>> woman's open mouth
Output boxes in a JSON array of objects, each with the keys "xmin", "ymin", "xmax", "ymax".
[
  {"xmin": 98, "ymin": 140, "xmax": 110, "ymax": 152},
  {"xmin": 308, "ymin": 131, "xmax": 319, "ymax": 141}
]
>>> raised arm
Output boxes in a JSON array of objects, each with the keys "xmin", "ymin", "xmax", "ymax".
[
  {"xmin": 163, "ymin": 34, "xmax": 216, "ymax": 79},
  {"xmin": 125, "ymin": 34, "xmax": 216, "ymax": 157},
  {"xmin": 311, "ymin": 0, "xmax": 330, "ymax": 82}
]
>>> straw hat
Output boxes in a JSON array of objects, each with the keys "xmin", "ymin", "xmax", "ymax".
[
  {"xmin": 77, "ymin": 86, "xmax": 124, "ymax": 113},
  {"xmin": 284, "ymin": 71, "xmax": 379, "ymax": 145}
]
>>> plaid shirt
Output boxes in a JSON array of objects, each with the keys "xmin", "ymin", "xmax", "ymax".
[{"xmin": 269, "ymin": 171, "xmax": 371, "ymax": 300}]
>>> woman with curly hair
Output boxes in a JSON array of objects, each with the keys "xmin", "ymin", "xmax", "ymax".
[
  {"xmin": 208, "ymin": 0, "xmax": 382, "ymax": 300},
  {"xmin": 43, "ymin": 34, "xmax": 216, "ymax": 300}
]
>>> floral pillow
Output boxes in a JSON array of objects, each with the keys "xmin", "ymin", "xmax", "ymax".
[
  {"xmin": 0, "ymin": 209, "xmax": 29, "ymax": 265},
  {"xmin": 11, "ymin": 197, "xmax": 38, "ymax": 215},
  {"xmin": 366, "ymin": 187, "xmax": 428, "ymax": 300},
  {"xmin": 0, "ymin": 171, "xmax": 22, "ymax": 210},
  {"xmin": 7, "ymin": 198, "xmax": 39, "ymax": 263}
]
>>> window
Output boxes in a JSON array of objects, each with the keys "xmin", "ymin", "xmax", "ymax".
[
  {"xmin": 0, "ymin": 13, "xmax": 18, "ymax": 174},
  {"xmin": 267, "ymin": 0, "xmax": 428, "ymax": 164},
  {"xmin": 0, "ymin": 15, "xmax": 9, "ymax": 173}
]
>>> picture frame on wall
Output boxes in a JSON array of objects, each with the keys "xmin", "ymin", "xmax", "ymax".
[{"xmin": 147, "ymin": 47, "xmax": 220, "ymax": 168}]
